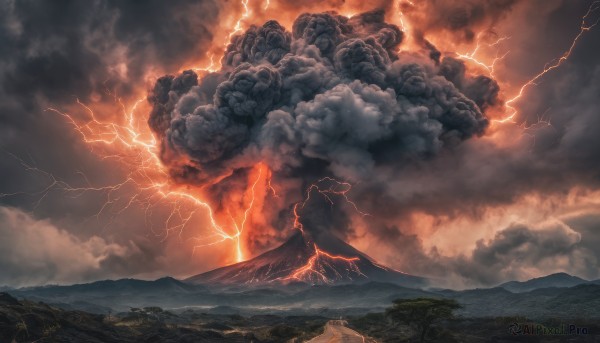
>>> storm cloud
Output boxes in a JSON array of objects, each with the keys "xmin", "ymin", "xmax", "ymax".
[
  {"xmin": 1, "ymin": 0, "xmax": 599, "ymax": 287},
  {"xmin": 381, "ymin": 220, "xmax": 598, "ymax": 288},
  {"xmin": 0, "ymin": 0, "xmax": 222, "ymax": 284},
  {"xmin": 148, "ymin": 10, "xmax": 492, "ymax": 240}
]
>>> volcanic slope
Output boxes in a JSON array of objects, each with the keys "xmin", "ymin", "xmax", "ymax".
[{"xmin": 187, "ymin": 231, "xmax": 424, "ymax": 287}]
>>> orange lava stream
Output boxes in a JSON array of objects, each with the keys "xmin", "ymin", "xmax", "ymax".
[{"xmin": 283, "ymin": 243, "xmax": 362, "ymax": 284}]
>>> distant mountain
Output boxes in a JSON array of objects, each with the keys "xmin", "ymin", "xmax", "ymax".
[
  {"xmin": 8, "ymin": 277, "xmax": 209, "ymax": 313},
  {"xmin": 7, "ymin": 278, "xmax": 600, "ymax": 319},
  {"xmin": 499, "ymin": 272, "xmax": 588, "ymax": 292},
  {"xmin": 186, "ymin": 231, "xmax": 425, "ymax": 288},
  {"xmin": 19, "ymin": 277, "xmax": 201, "ymax": 297}
]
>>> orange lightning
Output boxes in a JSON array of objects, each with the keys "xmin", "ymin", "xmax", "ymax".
[
  {"xmin": 31, "ymin": 0, "xmax": 271, "ymax": 265},
  {"xmin": 43, "ymin": 88, "xmax": 271, "ymax": 265},
  {"xmin": 307, "ymin": 177, "xmax": 370, "ymax": 217},
  {"xmin": 19, "ymin": 0, "xmax": 597, "ymax": 270},
  {"xmin": 227, "ymin": 0, "xmax": 252, "ymax": 46},
  {"xmin": 292, "ymin": 177, "xmax": 370, "ymax": 235},
  {"xmin": 456, "ymin": 34, "xmax": 511, "ymax": 78},
  {"xmin": 266, "ymin": 168, "xmax": 279, "ymax": 197},
  {"xmin": 396, "ymin": 0, "xmax": 415, "ymax": 33},
  {"xmin": 186, "ymin": 0, "xmax": 254, "ymax": 77},
  {"xmin": 227, "ymin": 163, "xmax": 265, "ymax": 262},
  {"xmin": 283, "ymin": 176, "xmax": 371, "ymax": 284},
  {"xmin": 497, "ymin": 0, "xmax": 600, "ymax": 124}
]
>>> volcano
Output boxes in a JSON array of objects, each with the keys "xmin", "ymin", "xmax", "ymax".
[{"xmin": 186, "ymin": 231, "xmax": 425, "ymax": 287}]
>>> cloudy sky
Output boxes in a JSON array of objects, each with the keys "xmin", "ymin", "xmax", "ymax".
[{"xmin": 0, "ymin": 0, "xmax": 599, "ymax": 288}]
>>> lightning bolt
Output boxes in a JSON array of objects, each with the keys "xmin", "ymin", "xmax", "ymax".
[
  {"xmin": 498, "ymin": 1, "xmax": 600, "ymax": 124},
  {"xmin": 228, "ymin": 0, "xmax": 252, "ymax": 46},
  {"xmin": 292, "ymin": 177, "xmax": 370, "ymax": 235},
  {"xmin": 8, "ymin": 0, "xmax": 597, "ymax": 268},
  {"xmin": 14, "ymin": 0, "xmax": 263, "ymax": 264},
  {"xmin": 456, "ymin": 34, "xmax": 511, "ymax": 78},
  {"xmin": 283, "ymin": 177, "xmax": 370, "ymax": 284}
]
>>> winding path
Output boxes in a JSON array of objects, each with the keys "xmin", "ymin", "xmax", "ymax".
[{"xmin": 306, "ymin": 320, "xmax": 374, "ymax": 343}]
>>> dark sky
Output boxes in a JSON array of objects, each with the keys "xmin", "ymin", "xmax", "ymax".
[{"xmin": 0, "ymin": 0, "xmax": 599, "ymax": 288}]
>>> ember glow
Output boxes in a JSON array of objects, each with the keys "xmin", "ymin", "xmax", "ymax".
[
  {"xmin": 282, "ymin": 243, "xmax": 363, "ymax": 284},
  {"xmin": 2, "ymin": 0, "xmax": 600, "ymax": 288}
]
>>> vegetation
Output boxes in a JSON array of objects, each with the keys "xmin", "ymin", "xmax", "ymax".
[
  {"xmin": 349, "ymin": 299, "xmax": 600, "ymax": 343},
  {"xmin": 386, "ymin": 297, "xmax": 461, "ymax": 342},
  {"xmin": 4, "ymin": 291, "xmax": 599, "ymax": 343},
  {"xmin": 0, "ymin": 292, "xmax": 327, "ymax": 342}
]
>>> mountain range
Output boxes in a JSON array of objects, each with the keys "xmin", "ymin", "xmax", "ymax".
[
  {"xmin": 6, "ymin": 272, "xmax": 600, "ymax": 319},
  {"xmin": 497, "ymin": 272, "xmax": 593, "ymax": 292},
  {"xmin": 5, "ymin": 231, "xmax": 600, "ymax": 319}
]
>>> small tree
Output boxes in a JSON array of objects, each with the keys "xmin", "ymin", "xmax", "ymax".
[{"xmin": 385, "ymin": 297, "xmax": 461, "ymax": 343}]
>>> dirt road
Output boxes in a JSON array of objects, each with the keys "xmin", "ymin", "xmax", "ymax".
[{"xmin": 306, "ymin": 320, "xmax": 373, "ymax": 343}]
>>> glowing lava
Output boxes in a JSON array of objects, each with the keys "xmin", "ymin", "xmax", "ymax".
[
  {"xmin": 282, "ymin": 243, "xmax": 363, "ymax": 284},
  {"xmin": 281, "ymin": 177, "xmax": 372, "ymax": 284}
]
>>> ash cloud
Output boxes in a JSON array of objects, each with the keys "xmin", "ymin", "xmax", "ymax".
[
  {"xmin": 147, "ymin": 2, "xmax": 600, "ymax": 285},
  {"xmin": 149, "ymin": 9, "xmax": 492, "ymax": 238},
  {"xmin": 1, "ymin": 0, "xmax": 599, "ymax": 287}
]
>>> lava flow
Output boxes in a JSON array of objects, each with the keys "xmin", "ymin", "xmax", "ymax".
[
  {"xmin": 283, "ymin": 178, "xmax": 369, "ymax": 284},
  {"xmin": 282, "ymin": 243, "xmax": 363, "ymax": 284}
]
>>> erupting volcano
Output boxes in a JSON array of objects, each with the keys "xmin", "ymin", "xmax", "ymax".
[
  {"xmin": 34, "ymin": 2, "xmax": 597, "ymax": 290},
  {"xmin": 147, "ymin": 8, "xmax": 494, "ymax": 270},
  {"xmin": 187, "ymin": 230, "xmax": 425, "ymax": 287}
]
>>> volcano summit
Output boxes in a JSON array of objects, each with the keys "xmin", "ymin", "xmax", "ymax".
[{"xmin": 187, "ymin": 231, "xmax": 425, "ymax": 287}]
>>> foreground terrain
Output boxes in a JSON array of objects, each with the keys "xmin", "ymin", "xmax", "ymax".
[
  {"xmin": 3, "ymin": 291, "xmax": 600, "ymax": 343},
  {"xmin": 3, "ymin": 273, "xmax": 600, "ymax": 342},
  {"xmin": 307, "ymin": 320, "xmax": 375, "ymax": 343},
  {"xmin": 0, "ymin": 292, "xmax": 326, "ymax": 342}
]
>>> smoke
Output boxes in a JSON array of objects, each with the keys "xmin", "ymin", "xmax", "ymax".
[
  {"xmin": 0, "ymin": 0, "xmax": 597, "ymax": 286},
  {"xmin": 148, "ymin": 9, "xmax": 496, "ymax": 244}
]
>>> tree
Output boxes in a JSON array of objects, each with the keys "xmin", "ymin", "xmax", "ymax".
[{"xmin": 385, "ymin": 297, "xmax": 461, "ymax": 343}]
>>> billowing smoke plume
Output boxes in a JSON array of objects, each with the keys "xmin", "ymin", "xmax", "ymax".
[{"xmin": 148, "ymin": 9, "xmax": 497, "ymax": 246}]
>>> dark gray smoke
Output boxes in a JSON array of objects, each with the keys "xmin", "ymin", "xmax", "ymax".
[
  {"xmin": 0, "ymin": 0, "xmax": 596, "ymax": 287},
  {"xmin": 148, "ymin": 9, "xmax": 496, "ymax": 238}
]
